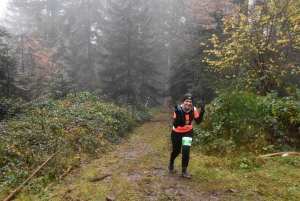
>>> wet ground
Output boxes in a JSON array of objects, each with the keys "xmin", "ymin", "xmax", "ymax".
[
  {"xmin": 93, "ymin": 110, "xmax": 226, "ymax": 201},
  {"xmin": 37, "ymin": 109, "xmax": 229, "ymax": 201}
]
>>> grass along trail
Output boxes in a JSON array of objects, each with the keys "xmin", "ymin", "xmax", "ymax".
[{"xmin": 14, "ymin": 109, "xmax": 300, "ymax": 201}]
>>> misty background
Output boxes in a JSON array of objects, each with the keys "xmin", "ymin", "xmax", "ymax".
[
  {"xmin": 0, "ymin": 0, "xmax": 236, "ymax": 107},
  {"xmin": 2, "ymin": 2, "xmax": 300, "ymax": 198},
  {"xmin": 0, "ymin": 0, "xmax": 300, "ymax": 108},
  {"xmin": 0, "ymin": 0, "xmax": 8, "ymax": 18}
]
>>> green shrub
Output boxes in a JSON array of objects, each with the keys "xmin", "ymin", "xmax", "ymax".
[
  {"xmin": 194, "ymin": 89, "xmax": 300, "ymax": 155},
  {"xmin": 0, "ymin": 91, "xmax": 152, "ymax": 195},
  {"xmin": 0, "ymin": 98, "xmax": 23, "ymax": 120},
  {"xmin": 263, "ymin": 91, "xmax": 300, "ymax": 148}
]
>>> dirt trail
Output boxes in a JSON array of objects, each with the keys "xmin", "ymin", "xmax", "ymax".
[{"xmin": 32, "ymin": 109, "xmax": 227, "ymax": 201}]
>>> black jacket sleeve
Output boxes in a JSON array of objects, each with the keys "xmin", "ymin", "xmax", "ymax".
[
  {"xmin": 194, "ymin": 111, "xmax": 205, "ymax": 124},
  {"xmin": 194, "ymin": 105, "xmax": 205, "ymax": 124}
]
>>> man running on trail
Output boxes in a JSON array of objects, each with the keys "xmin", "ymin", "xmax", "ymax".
[{"xmin": 168, "ymin": 93, "xmax": 205, "ymax": 179}]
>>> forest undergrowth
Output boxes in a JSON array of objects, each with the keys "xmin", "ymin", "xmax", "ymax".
[{"xmin": 8, "ymin": 108, "xmax": 300, "ymax": 201}]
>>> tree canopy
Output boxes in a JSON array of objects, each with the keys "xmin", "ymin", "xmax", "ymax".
[{"xmin": 204, "ymin": 0, "xmax": 300, "ymax": 95}]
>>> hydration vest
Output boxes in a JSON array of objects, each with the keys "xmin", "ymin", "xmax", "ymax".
[{"xmin": 176, "ymin": 105, "xmax": 194, "ymax": 125}]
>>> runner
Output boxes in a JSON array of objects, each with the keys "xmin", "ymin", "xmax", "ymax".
[{"xmin": 168, "ymin": 93, "xmax": 205, "ymax": 178}]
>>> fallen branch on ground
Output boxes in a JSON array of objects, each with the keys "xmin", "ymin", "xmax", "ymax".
[
  {"xmin": 259, "ymin": 152, "xmax": 300, "ymax": 158},
  {"xmin": 89, "ymin": 173, "xmax": 111, "ymax": 182},
  {"xmin": 59, "ymin": 166, "xmax": 73, "ymax": 179},
  {"xmin": 3, "ymin": 144, "xmax": 67, "ymax": 201}
]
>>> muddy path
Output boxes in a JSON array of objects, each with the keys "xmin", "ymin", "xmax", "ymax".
[{"xmin": 35, "ymin": 109, "xmax": 228, "ymax": 201}]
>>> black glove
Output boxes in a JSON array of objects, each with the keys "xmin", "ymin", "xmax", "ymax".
[{"xmin": 200, "ymin": 104, "xmax": 205, "ymax": 113}]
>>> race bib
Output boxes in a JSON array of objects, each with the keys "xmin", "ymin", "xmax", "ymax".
[{"xmin": 182, "ymin": 137, "xmax": 192, "ymax": 146}]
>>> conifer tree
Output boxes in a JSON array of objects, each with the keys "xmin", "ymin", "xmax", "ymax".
[
  {"xmin": 61, "ymin": 0, "xmax": 103, "ymax": 91},
  {"xmin": 0, "ymin": 26, "xmax": 17, "ymax": 98},
  {"xmin": 166, "ymin": 0, "xmax": 236, "ymax": 102},
  {"xmin": 100, "ymin": 0, "xmax": 160, "ymax": 106},
  {"xmin": 4, "ymin": 0, "xmax": 68, "ymax": 99}
]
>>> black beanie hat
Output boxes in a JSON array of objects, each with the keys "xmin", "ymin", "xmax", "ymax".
[{"xmin": 182, "ymin": 93, "xmax": 193, "ymax": 102}]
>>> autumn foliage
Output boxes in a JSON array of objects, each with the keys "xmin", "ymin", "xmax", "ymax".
[
  {"xmin": 204, "ymin": 0, "xmax": 300, "ymax": 95},
  {"xmin": 183, "ymin": 0, "xmax": 236, "ymax": 29},
  {"xmin": 23, "ymin": 35, "xmax": 61, "ymax": 76}
]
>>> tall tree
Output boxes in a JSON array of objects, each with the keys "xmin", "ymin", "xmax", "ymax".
[
  {"xmin": 61, "ymin": 0, "xmax": 103, "ymax": 91},
  {"xmin": 4, "ymin": 0, "xmax": 84, "ymax": 99},
  {"xmin": 166, "ymin": 0, "xmax": 237, "ymax": 102},
  {"xmin": 144, "ymin": 0, "xmax": 190, "ymax": 105},
  {"xmin": 100, "ymin": 0, "xmax": 160, "ymax": 106},
  {"xmin": 0, "ymin": 26, "xmax": 17, "ymax": 98},
  {"xmin": 3, "ymin": 0, "xmax": 67, "ymax": 99},
  {"xmin": 204, "ymin": 0, "xmax": 300, "ymax": 95}
]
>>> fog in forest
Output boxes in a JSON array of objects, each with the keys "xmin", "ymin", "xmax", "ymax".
[
  {"xmin": 1, "ymin": 0, "xmax": 300, "ymax": 107},
  {"xmin": 2, "ymin": 2, "xmax": 300, "ymax": 199}
]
